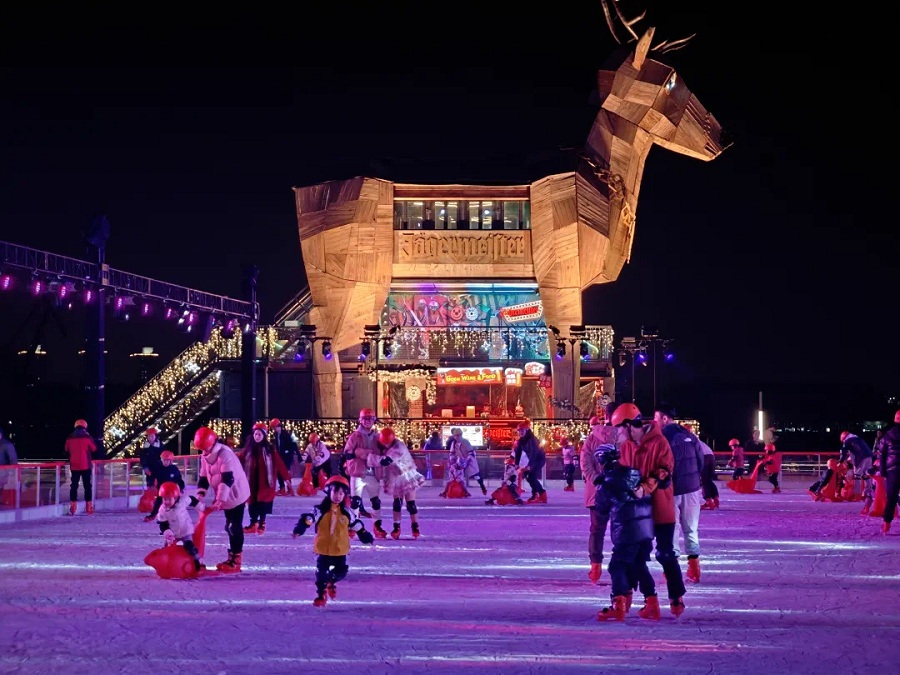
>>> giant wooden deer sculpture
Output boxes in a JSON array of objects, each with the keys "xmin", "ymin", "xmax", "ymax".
[{"xmin": 292, "ymin": 4, "xmax": 730, "ymax": 418}]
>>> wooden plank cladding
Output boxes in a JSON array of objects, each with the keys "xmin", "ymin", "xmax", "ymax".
[{"xmin": 393, "ymin": 184, "xmax": 529, "ymax": 200}]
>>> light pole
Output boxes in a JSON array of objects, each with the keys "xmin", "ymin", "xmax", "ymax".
[
  {"xmin": 361, "ymin": 324, "xmax": 400, "ymax": 417},
  {"xmin": 569, "ymin": 325, "xmax": 587, "ymax": 419}
]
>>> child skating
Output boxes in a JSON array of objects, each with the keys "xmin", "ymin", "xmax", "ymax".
[
  {"xmin": 292, "ymin": 475, "xmax": 375, "ymax": 606},
  {"xmin": 376, "ymin": 427, "xmax": 426, "ymax": 539}
]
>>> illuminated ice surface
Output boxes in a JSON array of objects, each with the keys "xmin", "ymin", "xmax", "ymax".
[{"xmin": 0, "ymin": 476, "xmax": 897, "ymax": 675}]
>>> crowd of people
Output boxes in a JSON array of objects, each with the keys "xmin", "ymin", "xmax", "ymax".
[{"xmin": 10, "ymin": 403, "xmax": 897, "ymax": 612}]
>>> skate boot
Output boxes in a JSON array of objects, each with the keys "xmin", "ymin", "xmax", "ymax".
[
  {"xmin": 257, "ymin": 521, "xmax": 266, "ymax": 534},
  {"xmin": 883, "ymin": 521, "xmax": 892, "ymax": 534},
  {"xmin": 687, "ymin": 557, "xmax": 701, "ymax": 583},
  {"xmin": 373, "ymin": 520, "xmax": 388, "ymax": 539},
  {"xmin": 313, "ymin": 593, "xmax": 327, "ymax": 607},
  {"xmin": 772, "ymin": 487, "xmax": 782, "ymax": 494},
  {"xmin": 143, "ymin": 514, "xmax": 155, "ymax": 523},
  {"xmin": 390, "ymin": 523, "xmax": 401, "ymax": 540},
  {"xmin": 85, "ymin": 502, "xmax": 94, "ymax": 515},
  {"xmin": 637, "ymin": 595, "xmax": 661, "ymax": 620},
  {"xmin": 67, "ymin": 501, "xmax": 77, "ymax": 516},
  {"xmin": 670, "ymin": 598, "xmax": 686, "ymax": 617},
  {"xmin": 411, "ymin": 522, "xmax": 420, "ymax": 539},
  {"xmin": 216, "ymin": 550, "xmax": 242, "ymax": 573},
  {"xmin": 588, "ymin": 562, "xmax": 602, "ymax": 584},
  {"xmin": 326, "ymin": 582, "xmax": 337, "ymax": 599},
  {"xmin": 597, "ymin": 595, "xmax": 628, "ymax": 622},
  {"xmin": 537, "ymin": 492, "xmax": 548, "ymax": 503},
  {"xmin": 243, "ymin": 523, "xmax": 259, "ymax": 534},
  {"xmin": 286, "ymin": 482, "xmax": 294, "ymax": 495},
  {"xmin": 861, "ymin": 504, "xmax": 871, "ymax": 516}
]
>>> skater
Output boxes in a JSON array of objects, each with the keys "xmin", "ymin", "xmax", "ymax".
[
  {"xmin": 880, "ymin": 410, "xmax": 900, "ymax": 534},
  {"xmin": 594, "ymin": 445, "xmax": 659, "ymax": 622},
  {"xmin": 155, "ymin": 481, "xmax": 205, "ymax": 572},
  {"xmin": 144, "ymin": 451, "xmax": 185, "ymax": 522},
  {"xmin": 839, "ymin": 430, "xmax": 874, "ymax": 498},
  {"xmin": 64, "ymin": 419, "xmax": 98, "ymax": 516},
  {"xmin": 342, "ymin": 408, "xmax": 385, "ymax": 536},
  {"xmin": 759, "ymin": 443, "xmax": 782, "ymax": 493},
  {"xmin": 612, "ymin": 403, "xmax": 687, "ymax": 617},
  {"xmin": 240, "ymin": 422, "xmax": 291, "ymax": 534},
  {"xmin": 376, "ymin": 427, "xmax": 426, "ymax": 539},
  {"xmin": 292, "ymin": 475, "xmax": 375, "ymax": 606},
  {"xmin": 449, "ymin": 427, "xmax": 487, "ymax": 496},
  {"xmin": 561, "ymin": 437, "xmax": 577, "ymax": 491},
  {"xmin": 441, "ymin": 444, "xmax": 470, "ymax": 498},
  {"xmin": 305, "ymin": 432, "xmax": 331, "ymax": 489},
  {"xmin": 485, "ymin": 454, "xmax": 523, "ymax": 505},
  {"xmin": 514, "ymin": 421, "xmax": 547, "ymax": 503},
  {"xmin": 270, "ymin": 419, "xmax": 299, "ymax": 496},
  {"xmin": 139, "ymin": 427, "xmax": 164, "ymax": 489},
  {"xmin": 581, "ymin": 416, "xmax": 612, "ymax": 583},
  {"xmin": 192, "ymin": 426, "xmax": 251, "ymax": 573},
  {"xmin": 726, "ymin": 439, "xmax": 745, "ymax": 480}
]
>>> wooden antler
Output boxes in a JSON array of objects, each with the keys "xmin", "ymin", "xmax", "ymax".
[{"xmin": 600, "ymin": 1, "xmax": 694, "ymax": 52}]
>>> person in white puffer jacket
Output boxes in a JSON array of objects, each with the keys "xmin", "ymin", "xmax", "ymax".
[{"xmin": 193, "ymin": 426, "xmax": 250, "ymax": 573}]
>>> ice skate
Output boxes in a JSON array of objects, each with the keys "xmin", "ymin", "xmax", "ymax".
[
  {"xmin": 597, "ymin": 595, "xmax": 627, "ymax": 622},
  {"xmin": 637, "ymin": 595, "xmax": 661, "ymax": 620},
  {"xmin": 215, "ymin": 551, "xmax": 242, "ymax": 573},
  {"xmin": 687, "ymin": 558, "xmax": 701, "ymax": 583},
  {"xmin": 670, "ymin": 598, "xmax": 685, "ymax": 617},
  {"xmin": 326, "ymin": 582, "xmax": 337, "ymax": 599},
  {"xmin": 243, "ymin": 523, "xmax": 259, "ymax": 534},
  {"xmin": 373, "ymin": 521, "xmax": 388, "ymax": 539},
  {"xmin": 390, "ymin": 524, "xmax": 401, "ymax": 540},
  {"xmin": 313, "ymin": 593, "xmax": 327, "ymax": 607},
  {"xmin": 257, "ymin": 521, "xmax": 266, "ymax": 534},
  {"xmin": 411, "ymin": 522, "xmax": 420, "ymax": 539}
]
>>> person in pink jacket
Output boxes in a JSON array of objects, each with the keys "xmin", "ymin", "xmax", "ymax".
[
  {"xmin": 193, "ymin": 426, "xmax": 251, "ymax": 573},
  {"xmin": 341, "ymin": 409, "xmax": 387, "ymax": 538}
]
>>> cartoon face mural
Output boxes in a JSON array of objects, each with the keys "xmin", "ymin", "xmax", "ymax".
[{"xmin": 382, "ymin": 291, "xmax": 544, "ymax": 329}]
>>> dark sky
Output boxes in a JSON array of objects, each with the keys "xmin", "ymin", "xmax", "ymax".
[{"xmin": 1, "ymin": 2, "xmax": 895, "ymax": 437}]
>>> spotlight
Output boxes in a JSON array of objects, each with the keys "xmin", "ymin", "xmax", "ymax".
[
  {"xmin": 618, "ymin": 351, "xmax": 626, "ymax": 368},
  {"xmin": 579, "ymin": 341, "xmax": 589, "ymax": 359},
  {"xmin": 637, "ymin": 351, "xmax": 648, "ymax": 366},
  {"xmin": 664, "ymin": 350, "xmax": 675, "ymax": 362},
  {"xmin": 57, "ymin": 281, "xmax": 69, "ymax": 301},
  {"xmin": 164, "ymin": 306, "xmax": 178, "ymax": 320},
  {"xmin": 30, "ymin": 277, "xmax": 44, "ymax": 296},
  {"xmin": 294, "ymin": 338, "xmax": 309, "ymax": 361},
  {"xmin": 113, "ymin": 295, "xmax": 131, "ymax": 322},
  {"xmin": 0, "ymin": 272, "xmax": 13, "ymax": 291},
  {"xmin": 555, "ymin": 341, "xmax": 566, "ymax": 360},
  {"xmin": 83, "ymin": 287, "xmax": 95, "ymax": 304},
  {"xmin": 321, "ymin": 340, "xmax": 332, "ymax": 360},
  {"xmin": 360, "ymin": 341, "xmax": 371, "ymax": 360},
  {"xmin": 140, "ymin": 300, "xmax": 152, "ymax": 317},
  {"xmin": 382, "ymin": 341, "xmax": 392, "ymax": 358},
  {"xmin": 222, "ymin": 317, "xmax": 239, "ymax": 339}
]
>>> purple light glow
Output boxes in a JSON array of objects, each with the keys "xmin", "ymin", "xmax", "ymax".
[{"xmin": 0, "ymin": 273, "xmax": 12, "ymax": 291}]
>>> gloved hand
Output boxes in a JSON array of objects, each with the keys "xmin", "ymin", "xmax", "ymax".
[
  {"xmin": 211, "ymin": 500, "xmax": 224, "ymax": 512},
  {"xmin": 356, "ymin": 529, "xmax": 375, "ymax": 545},
  {"xmin": 164, "ymin": 530, "xmax": 176, "ymax": 546},
  {"xmin": 194, "ymin": 498, "xmax": 206, "ymax": 512},
  {"xmin": 380, "ymin": 456, "xmax": 393, "ymax": 466},
  {"xmin": 292, "ymin": 514, "xmax": 313, "ymax": 537}
]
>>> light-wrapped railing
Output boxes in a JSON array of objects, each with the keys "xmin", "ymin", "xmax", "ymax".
[{"xmin": 104, "ymin": 328, "xmax": 241, "ymax": 457}]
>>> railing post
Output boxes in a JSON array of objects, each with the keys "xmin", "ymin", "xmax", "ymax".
[{"xmin": 36, "ymin": 466, "xmax": 42, "ymax": 506}]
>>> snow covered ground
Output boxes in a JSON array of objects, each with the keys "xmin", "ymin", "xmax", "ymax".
[{"xmin": 0, "ymin": 476, "xmax": 897, "ymax": 675}]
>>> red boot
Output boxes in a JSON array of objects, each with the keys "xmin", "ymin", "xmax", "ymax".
[
  {"xmin": 597, "ymin": 595, "xmax": 628, "ymax": 622},
  {"xmin": 687, "ymin": 557, "xmax": 701, "ymax": 583},
  {"xmin": 637, "ymin": 595, "xmax": 661, "ymax": 620}
]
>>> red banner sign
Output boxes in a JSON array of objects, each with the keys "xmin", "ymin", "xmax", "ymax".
[{"xmin": 436, "ymin": 367, "xmax": 504, "ymax": 386}]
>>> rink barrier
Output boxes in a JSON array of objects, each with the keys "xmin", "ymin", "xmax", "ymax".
[{"xmin": 0, "ymin": 450, "xmax": 841, "ymax": 523}]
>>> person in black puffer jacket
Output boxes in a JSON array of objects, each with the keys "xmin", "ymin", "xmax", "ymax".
[{"xmin": 880, "ymin": 410, "xmax": 900, "ymax": 534}]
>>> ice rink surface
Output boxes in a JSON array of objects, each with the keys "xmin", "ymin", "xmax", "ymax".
[{"xmin": 1, "ymin": 476, "xmax": 896, "ymax": 675}]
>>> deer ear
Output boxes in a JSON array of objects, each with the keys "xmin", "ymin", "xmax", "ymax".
[{"xmin": 634, "ymin": 26, "xmax": 655, "ymax": 69}]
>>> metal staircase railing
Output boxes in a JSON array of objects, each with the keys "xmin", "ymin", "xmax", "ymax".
[
  {"xmin": 272, "ymin": 287, "xmax": 313, "ymax": 326},
  {"xmin": 103, "ymin": 328, "xmax": 241, "ymax": 457}
]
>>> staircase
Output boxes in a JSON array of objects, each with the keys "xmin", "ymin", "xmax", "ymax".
[{"xmin": 103, "ymin": 328, "xmax": 242, "ymax": 457}]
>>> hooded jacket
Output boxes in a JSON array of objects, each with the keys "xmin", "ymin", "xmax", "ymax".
[{"xmin": 618, "ymin": 420, "xmax": 676, "ymax": 525}]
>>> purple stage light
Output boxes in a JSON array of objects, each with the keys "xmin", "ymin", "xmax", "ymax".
[
  {"xmin": 57, "ymin": 282, "xmax": 69, "ymax": 300},
  {"xmin": 30, "ymin": 278, "xmax": 43, "ymax": 296},
  {"xmin": 164, "ymin": 307, "xmax": 177, "ymax": 320},
  {"xmin": 83, "ymin": 288, "xmax": 94, "ymax": 304},
  {"xmin": 0, "ymin": 273, "xmax": 12, "ymax": 291},
  {"xmin": 141, "ymin": 301, "xmax": 152, "ymax": 317}
]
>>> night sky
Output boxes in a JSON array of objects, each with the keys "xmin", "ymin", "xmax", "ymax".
[{"xmin": 1, "ymin": 2, "xmax": 894, "ymax": 442}]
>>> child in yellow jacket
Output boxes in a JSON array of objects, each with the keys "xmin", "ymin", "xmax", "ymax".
[{"xmin": 292, "ymin": 475, "xmax": 374, "ymax": 606}]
